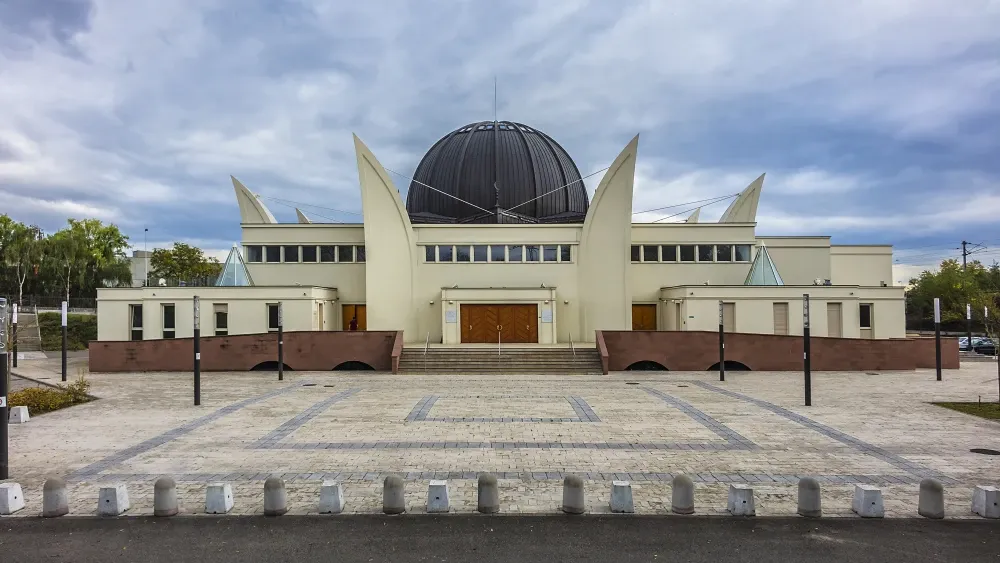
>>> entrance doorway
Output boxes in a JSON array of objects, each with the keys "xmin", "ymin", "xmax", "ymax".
[
  {"xmin": 342, "ymin": 304, "xmax": 366, "ymax": 331},
  {"xmin": 460, "ymin": 304, "xmax": 538, "ymax": 343},
  {"xmin": 632, "ymin": 304, "xmax": 657, "ymax": 330}
]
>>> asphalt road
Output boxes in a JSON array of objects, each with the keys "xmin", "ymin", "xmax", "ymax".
[{"xmin": 1, "ymin": 516, "xmax": 998, "ymax": 563}]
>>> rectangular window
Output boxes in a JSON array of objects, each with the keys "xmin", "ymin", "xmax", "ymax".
[
  {"xmin": 129, "ymin": 304, "xmax": 143, "ymax": 341},
  {"xmin": 662, "ymin": 245, "xmax": 677, "ymax": 262},
  {"xmin": 301, "ymin": 245, "xmax": 317, "ymax": 262},
  {"xmin": 543, "ymin": 245, "xmax": 558, "ymax": 262},
  {"xmin": 679, "ymin": 245, "xmax": 696, "ymax": 262},
  {"xmin": 735, "ymin": 245, "xmax": 752, "ymax": 262},
  {"xmin": 473, "ymin": 245, "xmax": 488, "ymax": 262},
  {"xmin": 716, "ymin": 245, "xmax": 733, "ymax": 262},
  {"xmin": 508, "ymin": 245, "xmax": 522, "ymax": 262},
  {"xmin": 642, "ymin": 245, "xmax": 659, "ymax": 262},
  {"xmin": 630, "ymin": 245, "xmax": 641, "ymax": 262},
  {"xmin": 491, "ymin": 245, "xmax": 506, "ymax": 262},
  {"xmin": 560, "ymin": 245, "xmax": 571, "ymax": 262},
  {"xmin": 214, "ymin": 304, "xmax": 228, "ymax": 336},
  {"xmin": 456, "ymin": 245, "xmax": 471, "ymax": 262},
  {"xmin": 439, "ymin": 245, "xmax": 453, "ymax": 262},
  {"xmin": 698, "ymin": 245, "xmax": 714, "ymax": 262},
  {"xmin": 246, "ymin": 245, "xmax": 263, "ymax": 263},
  {"xmin": 337, "ymin": 245, "xmax": 354, "ymax": 262},
  {"xmin": 267, "ymin": 303, "xmax": 280, "ymax": 332},
  {"xmin": 265, "ymin": 246, "xmax": 281, "ymax": 263},
  {"xmin": 356, "ymin": 246, "xmax": 366, "ymax": 262},
  {"xmin": 320, "ymin": 245, "xmax": 336, "ymax": 262},
  {"xmin": 162, "ymin": 304, "xmax": 175, "ymax": 339},
  {"xmin": 525, "ymin": 245, "xmax": 540, "ymax": 262},
  {"xmin": 425, "ymin": 246, "xmax": 436, "ymax": 262},
  {"xmin": 283, "ymin": 245, "xmax": 300, "ymax": 263},
  {"xmin": 860, "ymin": 303, "xmax": 873, "ymax": 329},
  {"xmin": 773, "ymin": 302, "xmax": 789, "ymax": 335}
]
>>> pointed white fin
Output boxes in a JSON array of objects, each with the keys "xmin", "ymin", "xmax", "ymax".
[
  {"xmin": 719, "ymin": 173, "xmax": 765, "ymax": 223},
  {"xmin": 232, "ymin": 176, "xmax": 277, "ymax": 224},
  {"xmin": 686, "ymin": 208, "xmax": 701, "ymax": 223},
  {"xmin": 295, "ymin": 208, "xmax": 311, "ymax": 223}
]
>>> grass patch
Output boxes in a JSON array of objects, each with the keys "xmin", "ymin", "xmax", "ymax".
[
  {"xmin": 38, "ymin": 312, "xmax": 96, "ymax": 351},
  {"xmin": 8, "ymin": 376, "xmax": 93, "ymax": 415},
  {"xmin": 933, "ymin": 401, "xmax": 1000, "ymax": 421}
]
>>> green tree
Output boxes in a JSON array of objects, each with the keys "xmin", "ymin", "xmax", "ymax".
[
  {"xmin": 906, "ymin": 258, "xmax": 1000, "ymax": 332},
  {"xmin": 150, "ymin": 242, "xmax": 222, "ymax": 282},
  {"xmin": 4, "ymin": 222, "xmax": 44, "ymax": 305},
  {"xmin": 46, "ymin": 227, "xmax": 90, "ymax": 303}
]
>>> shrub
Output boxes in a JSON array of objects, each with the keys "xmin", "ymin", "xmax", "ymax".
[
  {"xmin": 8, "ymin": 376, "xmax": 92, "ymax": 415},
  {"xmin": 38, "ymin": 313, "xmax": 96, "ymax": 351}
]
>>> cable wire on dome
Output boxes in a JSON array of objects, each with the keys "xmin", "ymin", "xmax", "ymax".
[
  {"xmin": 258, "ymin": 195, "xmax": 362, "ymax": 217},
  {"xmin": 632, "ymin": 193, "xmax": 739, "ymax": 216},
  {"xmin": 385, "ymin": 167, "xmax": 494, "ymax": 214},
  {"xmin": 505, "ymin": 166, "xmax": 611, "ymax": 213},
  {"xmin": 259, "ymin": 196, "xmax": 345, "ymax": 223}
]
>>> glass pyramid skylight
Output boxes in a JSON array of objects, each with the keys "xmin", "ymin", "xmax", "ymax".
[
  {"xmin": 744, "ymin": 245, "xmax": 784, "ymax": 286},
  {"xmin": 215, "ymin": 244, "xmax": 254, "ymax": 287}
]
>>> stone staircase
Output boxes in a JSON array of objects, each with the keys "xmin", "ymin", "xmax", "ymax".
[
  {"xmin": 398, "ymin": 346, "xmax": 604, "ymax": 375},
  {"xmin": 14, "ymin": 311, "xmax": 42, "ymax": 353}
]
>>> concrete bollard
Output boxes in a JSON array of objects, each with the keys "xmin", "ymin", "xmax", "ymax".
[
  {"xmin": 671, "ymin": 474, "xmax": 695, "ymax": 515},
  {"xmin": 728, "ymin": 484, "xmax": 755, "ymax": 516},
  {"xmin": 918, "ymin": 479, "xmax": 944, "ymax": 519},
  {"xmin": 427, "ymin": 480, "xmax": 450, "ymax": 513},
  {"xmin": 42, "ymin": 478, "xmax": 70, "ymax": 518},
  {"xmin": 0, "ymin": 483, "xmax": 26, "ymax": 515},
  {"xmin": 477, "ymin": 473, "xmax": 499, "ymax": 514},
  {"xmin": 851, "ymin": 484, "xmax": 884, "ymax": 518},
  {"xmin": 383, "ymin": 475, "xmax": 405, "ymax": 514},
  {"xmin": 205, "ymin": 483, "xmax": 234, "ymax": 514},
  {"xmin": 263, "ymin": 477, "xmax": 288, "ymax": 516},
  {"xmin": 972, "ymin": 485, "xmax": 1000, "ymax": 519},
  {"xmin": 610, "ymin": 481, "xmax": 634, "ymax": 513},
  {"xmin": 319, "ymin": 481, "xmax": 345, "ymax": 514},
  {"xmin": 153, "ymin": 477, "xmax": 179, "ymax": 517},
  {"xmin": 561, "ymin": 474, "xmax": 585, "ymax": 514},
  {"xmin": 98, "ymin": 484, "xmax": 130, "ymax": 516},
  {"xmin": 8, "ymin": 406, "xmax": 29, "ymax": 424},
  {"xmin": 797, "ymin": 477, "xmax": 822, "ymax": 518}
]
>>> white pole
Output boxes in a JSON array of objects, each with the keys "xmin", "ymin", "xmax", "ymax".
[{"xmin": 61, "ymin": 301, "xmax": 67, "ymax": 327}]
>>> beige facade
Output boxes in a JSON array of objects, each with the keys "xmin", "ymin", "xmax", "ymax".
[{"xmin": 97, "ymin": 130, "xmax": 906, "ymax": 344}]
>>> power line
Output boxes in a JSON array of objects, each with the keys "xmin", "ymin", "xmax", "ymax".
[
  {"xmin": 258, "ymin": 196, "xmax": 362, "ymax": 216},
  {"xmin": 650, "ymin": 193, "xmax": 740, "ymax": 223},
  {"xmin": 262, "ymin": 197, "xmax": 344, "ymax": 223},
  {"xmin": 633, "ymin": 193, "xmax": 739, "ymax": 216}
]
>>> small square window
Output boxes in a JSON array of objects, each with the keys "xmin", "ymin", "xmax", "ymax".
[
  {"xmin": 214, "ymin": 303, "xmax": 228, "ymax": 336},
  {"xmin": 543, "ymin": 245, "xmax": 558, "ymax": 262},
  {"xmin": 490, "ymin": 245, "xmax": 506, "ymax": 262},
  {"xmin": 439, "ymin": 245, "xmax": 453, "ymax": 262},
  {"xmin": 267, "ymin": 303, "xmax": 280, "ymax": 332},
  {"xmin": 473, "ymin": 245, "xmax": 488, "ymax": 262},
  {"xmin": 302, "ymin": 246, "xmax": 317, "ymax": 262},
  {"xmin": 425, "ymin": 246, "xmax": 436, "ymax": 262},
  {"xmin": 560, "ymin": 245, "xmax": 571, "ymax": 262},
  {"xmin": 716, "ymin": 245, "xmax": 733, "ymax": 262},
  {"xmin": 525, "ymin": 245, "xmax": 540, "ymax": 262},
  {"xmin": 662, "ymin": 245, "xmax": 677, "ymax": 261},
  {"xmin": 679, "ymin": 245, "xmax": 696, "ymax": 262},
  {"xmin": 735, "ymin": 245, "xmax": 752, "ymax": 262},
  {"xmin": 337, "ymin": 245, "xmax": 354, "ymax": 262},
  {"xmin": 162, "ymin": 304, "xmax": 175, "ymax": 339},
  {"xmin": 508, "ymin": 245, "xmax": 522, "ymax": 261},
  {"xmin": 320, "ymin": 246, "xmax": 336, "ymax": 262},
  {"xmin": 698, "ymin": 245, "xmax": 714, "ymax": 262},
  {"xmin": 356, "ymin": 246, "xmax": 366, "ymax": 262},
  {"xmin": 265, "ymin": 246, "xmax": 281, "ymax": 263},
  {"xmin": 456, "ymin": 245, "xmax": 471, "ymax": 262},
  {"xmin": 246, "ymin": 246, "xmax": 263, "ymax": 263},
  {"xmin": 643, "ymin": 245, "xmax": 659, "ymax": 262},
  {"xmin": 630, "ymin": 245, "xmax": 641, "ymax": 262},
  {"xmin": 283, "ymin": 245, "xmax": 300, "ymax": 262}
]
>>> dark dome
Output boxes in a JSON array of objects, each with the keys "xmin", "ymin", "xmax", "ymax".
[{"xmin": 405, "ymin": 121, "xmax": 589, "ymax": 224}]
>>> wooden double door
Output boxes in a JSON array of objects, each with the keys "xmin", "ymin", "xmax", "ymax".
[
  {"xmin": 632, "ymin": 304, "xmax": 657, "ymax": 330},
  {"xmin": 342, "ymin": 304, "xmax": 366, "ymax": 331},
  {"xmin": 461, "ymin": 304, "xmax": 538, "ymax": 343}
]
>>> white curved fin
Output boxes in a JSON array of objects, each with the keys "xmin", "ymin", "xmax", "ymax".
[
  {"xmin": 686, "ymin": 208, "xmax": 701, "ymax": 223},
  {"xmin": 719, "ymin": 173, "xmax": 765, "ymax": 223},
  {"xmin": 232, "ymin": 176, "xmax": 277, "ymax": 224},
  {"xmin": 295, "ymin": 208, "xmax": 312, "ymax": 224}
]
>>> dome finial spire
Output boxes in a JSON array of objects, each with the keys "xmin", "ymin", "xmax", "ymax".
[{"xmin": 493, "ymin": 76, "xmax": 497, "ymax": 124}]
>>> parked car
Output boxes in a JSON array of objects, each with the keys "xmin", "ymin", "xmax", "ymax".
[
  {"xmin": 973, "ymin": 338, "xmax": 997, "ymax": 356},
  {"xmin": 959, "ymin": 337, "xmax": 989, "ymax": 351}
]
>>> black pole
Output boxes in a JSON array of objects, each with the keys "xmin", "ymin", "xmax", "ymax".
[
  {"xmin": 803, "ymin": 294, "xmax": 811, "ymax": 407},
  {"xmin": 934, "ymin": 297, "xmax": 942, "ymax": 382},
  {"xmin": 11, "ymin": 304, "xmax": 17, "ymax": 369},
  {"xmin": 61, "ymin": 301, "xmax": 67, "ymax": 382},
  {"xmin": 1, "ymin": 298, "xmax": 9, "ymax": 480},
  {"xmin": 718, "ymin": 300, "xmax": 725, "ymax": 382},
  {"xmin": 193, "ymin": 296, "xmax": 201, "ymax": 406},
  {"xmin": 962, "ymin": 241, "xmax": 973, "ymax": 348},
  {"xmin": 277, "ymin": 302, "xmax": 284, "ymax": 381}
]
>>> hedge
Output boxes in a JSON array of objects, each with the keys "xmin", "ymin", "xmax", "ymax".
[
  {"xmin": 8, "ymin": 378, "xmax": 92, "ymax": 415},
  {"xmin": 38, "ymin": 312, "xmax": 96, "ymax": 351}
]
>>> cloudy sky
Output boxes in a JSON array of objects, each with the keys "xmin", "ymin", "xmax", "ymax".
[{"xmin": 2, "ymin": 0, "xmax": 999, "ymax": 282}]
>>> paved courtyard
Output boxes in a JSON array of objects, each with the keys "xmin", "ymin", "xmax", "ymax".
[{"xmin": 4, "ymin": 358, "xmax": 1000, "ymax": 517}]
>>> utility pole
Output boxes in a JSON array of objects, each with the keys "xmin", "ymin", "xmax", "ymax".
[{"xmin": 962, "ymin": 240, "xmax": 971, "ymax": 347}]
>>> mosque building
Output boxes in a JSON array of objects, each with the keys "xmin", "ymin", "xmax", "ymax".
[{"xmin": 96, "ymin": 120, "xmax": 904, "ymax": 347}]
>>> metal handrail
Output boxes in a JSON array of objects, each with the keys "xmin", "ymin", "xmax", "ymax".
[
  {"xmin": 424, "ymin": 331, "xmax": 430, "ymax": 356},
  {"xmin": 498, "ymin": 330, "xmax": 501, "ymax": 357},
  {"xmin": 570, "ymin": 331, "xmax": 575, "ymax": 356}
]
